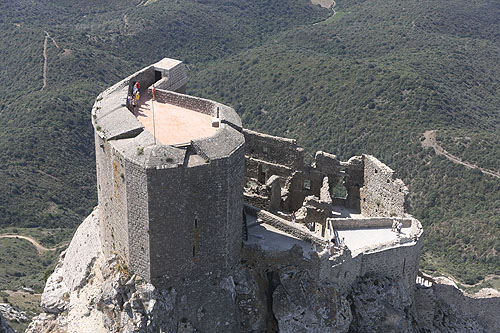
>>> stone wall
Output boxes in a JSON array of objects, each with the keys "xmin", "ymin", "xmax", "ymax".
[
  {"xmin": 245, "ymin": 157, "xmax": 292, "ymax": 185},
  {"xmin": 319, "ymin": 218, "xmax": 423, "ymax": 294},
  {"xmin": 328, "ymin": 217, "xmax": 412, "ymax": 229},
  {"xmin": 360, "ymin": 155, "xmax": 408, "ymax": 217},
  {"xmin": 155, "ymin": 62, "xmax": 188, "ymax": 93},
  {"xmin": 245, "ymin": 204, "xmax": 328, "ymax": 247},
  {"xmin": 147, "ymin": 145, "xmax": 245, "ymax": 286},
  {"xmin": 283, "ymin": 170, "xmax": 325, "ymax": 212},
  {"xmin": 419, "ymin": 284, "xmax": 500, "ymax": 331},
  {"xmin": 95, "ymin": 133, "xmax": 130, "ymax": 262},
  {"xmin": 128, "ymin": 66, "xmax": 156, "ymax": 95},
  {"xmin": 149, "ymin": 88, "xmax": 215, "ymax": 116},
  {"xmin": 243, "ymin": 129, "xmax": 304, "ymax": 170},
  {"xmin": 124, "ymin": 159, "xmax": 150, "ymax": 281}
]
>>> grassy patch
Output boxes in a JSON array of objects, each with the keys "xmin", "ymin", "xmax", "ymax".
[{"xmin": 321, "ymin": 11, "xmax": 345, "ymax": 25}]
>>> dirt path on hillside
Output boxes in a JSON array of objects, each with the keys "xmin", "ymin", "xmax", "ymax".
[
  {"xmin": 0, "ymin": 234, "xmax": 66, "ymax": 255},
  {"xmin": 40, "ymin": 31, "xmax": 59, "ymax": 91},
  {"xmin": 312, "ymin": 0, "xmax": 337, "ymax": 25},
  {"xmin": 422, "ymin": 130, "xmax": 500, "ymax": 180}
]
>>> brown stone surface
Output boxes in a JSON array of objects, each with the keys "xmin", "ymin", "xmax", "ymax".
[{"xmin": 133, "ymin": 96, "xmax": 217, "ymax": 145}]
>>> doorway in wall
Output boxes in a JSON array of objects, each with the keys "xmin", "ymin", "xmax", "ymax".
[{"xmin": 154, "ymin": 70, "xmax": 162, "ymax": 82}]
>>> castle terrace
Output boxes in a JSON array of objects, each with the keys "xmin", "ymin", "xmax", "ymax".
[
  {"xmin": 337, "ymin": 227, "xmax": 412, "ymax": 252},
  {"xmin": 133, "ymin": 95, "xmax": 217, "ymax": 145}
]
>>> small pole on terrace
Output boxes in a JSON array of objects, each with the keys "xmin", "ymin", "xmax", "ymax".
[{"xmin": 152, "ymin": 84, "xmax": 157, "ymax": 145}]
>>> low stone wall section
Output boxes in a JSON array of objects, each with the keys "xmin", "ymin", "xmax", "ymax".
[
  {"xmin": 244, "ymin": 204, "xmax": 327, "ymax": 247},
  {"xmin": 328, "ymin": 217, "xmax": 412, "ymax": 229}
]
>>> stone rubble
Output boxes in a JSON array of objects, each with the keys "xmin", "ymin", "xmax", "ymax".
[{"xmin": 0, "ymin": 303, "xmax": 28, "ymax": 324}]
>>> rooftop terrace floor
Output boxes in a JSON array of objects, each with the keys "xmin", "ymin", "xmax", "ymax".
[
  {"xmin": 337, "ymin": 227, "xmax": 411, "ymax": 252},
  {"xmin": 246, "ymin": 219, "xmax": 315, "ymax": 259},
  {"xmin": 133, "ymin": 96, "xmax": 217, "ymax": 145}
]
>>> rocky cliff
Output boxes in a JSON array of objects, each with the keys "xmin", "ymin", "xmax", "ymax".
[
  {"xmin": 26, "ymin": 211, "xmax": 499, "ymax": 332},
  {"xmin": 0, "ymin": 312, "xmax": 15, "ymax": 333}
]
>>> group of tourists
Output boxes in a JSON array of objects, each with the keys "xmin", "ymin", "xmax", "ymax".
[
  {"xmin": 326, "ymin": 234, "xmax": 345, "ymax": 256},
  {"xmin": 127, "ymin": 81, "xmax": 141, "ymax": 112}
]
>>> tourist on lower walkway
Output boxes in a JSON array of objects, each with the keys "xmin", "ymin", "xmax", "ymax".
[
  {"xmin": 326, "ymin": 239, "xmax": 334, "ymax": 255},
  {"xmin": 397, "ymin": 221, "xmax": 403, "ymax": 235}
]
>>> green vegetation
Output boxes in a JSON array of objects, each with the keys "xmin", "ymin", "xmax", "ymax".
[
  {"xmin": 0, "ymin": 0, "xmax": 499, "ymax": 306},
  {"xmin": 0, "ymin": 238, "xmax": 60, "ymax": 292},
  {"xmin": 436, "ymin": 130, "xmax": 500, "ymax": 172}
]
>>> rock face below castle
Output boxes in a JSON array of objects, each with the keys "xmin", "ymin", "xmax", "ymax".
[{"xmin": 27, "ymin": 210, "xmax": 498, "ymax": 332}]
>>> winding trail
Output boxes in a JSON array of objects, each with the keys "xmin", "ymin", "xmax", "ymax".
[
  {"xmin": 40, "ymin": 31, "xmax": 59, "ymax": 91},
  {"xmin": 422, "ymin": 130, "xmax": 500, "ymax": 180},
  {"xmin": 0, "ymin": 234, "xmax": 66, "ymax": 255},
  {"xmin": 312, "ymin": 0, "xmax": 337, "ymax": 25}
]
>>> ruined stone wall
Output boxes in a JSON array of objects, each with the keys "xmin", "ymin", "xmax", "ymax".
[
  {"xmin": 95, "ymin": 133, "xmax": 130, "ymax": 262},
  {"xmin": 360, "ymin": 155, "xmax": 408, "ymax": 217},
  {"xmin": 284, "ymin": 170, "xmax": 325, "ymax": 211},
  {"xmin": 245, "ymin": 157, "xmax": 292, "ymax": 185},
  {"xmin": 244, "ymin": 204, "xmax": 327, "ymax": 247},
  {"xmin": 243, "ymin": 129, "xmax": 304, "ymax": 170},
  {"xmin": 147, "ymin": 146, "xmax": 244, "ymax": 286}
]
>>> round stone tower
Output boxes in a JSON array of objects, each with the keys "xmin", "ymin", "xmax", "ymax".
[{"xmin": 91, "ymin": 58, "xmax": 245, "ymax": 286}]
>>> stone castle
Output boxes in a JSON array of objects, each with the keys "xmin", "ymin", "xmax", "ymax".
[
  {"xmin": 91, "ymin": 58, "xmax": 422, "ymax": 328},
  {"xmin": 25, "ymin": 58, "xmax": 500, "ymax": 332}
]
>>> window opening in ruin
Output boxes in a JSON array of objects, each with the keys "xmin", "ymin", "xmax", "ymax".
[
  {"xmin": 303, "ymin": 179, "xmax": 311, "ymax": 190},
  {"xmin": 331, "ymin": 179, "xmax": 347, "ymax": 199},
  {"xmin": 262, "ymin": 146, "xmax": 269, "ymax": 154},
  {"xmin": 193, "ymin": 218, "xmax": 199, "ymax": 257},
  {"xmin": 374, "ymin": 169, "xmax": 378, "ymax": 174},
  {"xmin": 154, "ymin": 70, "xmax": 162, "ymax": 82},
  {"xmin": 387, "ymin": 179, "xmax": 391, "ymax": 183},
  {"xmin": 258, "ymin": 164, "xmax": 267, "ymax": 183}
]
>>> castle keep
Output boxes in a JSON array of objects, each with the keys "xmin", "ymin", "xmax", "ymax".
[
  {"xmin": 92, "ymin": 59, "xmax": 244, "ymax": 285},
  {"xmin": 91, "ymin": 58, "xmax": 424, "ymax": 331}
]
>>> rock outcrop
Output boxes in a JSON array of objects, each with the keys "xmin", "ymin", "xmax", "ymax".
[{"xmin": 0, "ymin": 312, "xmax": 15, "ymax": 333}]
